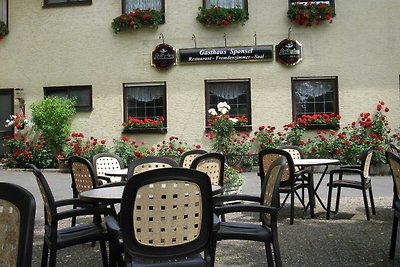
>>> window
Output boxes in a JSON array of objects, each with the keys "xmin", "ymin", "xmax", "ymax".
[
  {"xmin": 123, "ymin": 82, "xmax": 167, "ymax": 127},
  {"xmin": 291, "ymin": 76, "xmax": 339, "ymax": 120},
  {"xmin": 203, "ymin": 0, "xmax": 247, "ymax": 9},
  {"xmin": 0, "ymin": 0, "xmax": 8, "ymax": 24},
  {"xmin": 43, "ymin": 0, "xmax": 92, "ymax": 8},
  {"xmin": 123, "ymin": 0, "xmax": 164, "ymax": 13},
  {"xmin": 44, "ymin": 85, "xmax": 92, "ymax": 111},
  {"xmin": 205, "ymin": 79, "xmax": 251, "ymax": 128}
]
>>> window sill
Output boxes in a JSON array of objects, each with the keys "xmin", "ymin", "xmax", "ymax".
[{"xmin": 123, "ymin": 128, "xmax": 167, "ymax": 134}]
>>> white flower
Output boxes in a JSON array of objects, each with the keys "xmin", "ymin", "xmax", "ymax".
[
  {"xmin": 208, "ymin": 108, "xmax": 217, "ymax": 116},
  {"xmin": 217, "ymin": 101, "xmax": 231, "ymax": 113},
  {"xmin": 220, "ymin": 107, "xmax": 229, "ymax": 115},
  {"xmin": 229, "ymin": 118, "xmax": 238, "ymax": 123}
]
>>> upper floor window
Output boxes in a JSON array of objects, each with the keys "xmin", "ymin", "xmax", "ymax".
[
  {"xmin": 291, "ymin": 76, "xmax": 339, "ymax": 121},
  {"xmin": 0, "ymin": 0, "xmax": 8, "ymax": 24},
  {"xmin": 44, "ymin": 85, "xmax": 92, "ymax": 111},
  {"xmin": 205, "ymin": 79, "xmax": 251, "ymax": 128},
  {"xmin": 123, "ymin": 0, "xmax": 164, "ymax": 13},
  {"xmin": 43, "ymin": 0, "xmax": 92, "ymax": 8},
  {"xmin": 203, "ymin": 0, "xmax": 247, "ymax": 9},
  {"xmin": 123, "ymin": 82, "xmax": 167, "ymax": 129}
]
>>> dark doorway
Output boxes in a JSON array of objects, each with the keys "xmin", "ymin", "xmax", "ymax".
[{"xmin": 0, "ymin": 89, "xmax": 14, "ymax": 157}]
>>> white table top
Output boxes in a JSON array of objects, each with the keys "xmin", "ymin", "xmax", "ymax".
[
  {"xmin": 293, "ymin": 158, "xmax": 340, "ymax": 166},
  {"xmin": 104, "ymin": 168, "xmax": 128, "ymax": 177}
]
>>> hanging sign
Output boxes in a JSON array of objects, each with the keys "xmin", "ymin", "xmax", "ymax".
[
  {"xmin": 179, "ymin": 45, "xmax": 273, "ymax": 64},
  {"xmin": 151, "ymin": 43, "xmax": 176, "ymax": 70},
  {"xmin": 275, "ymin": 39, "xmax": 303, "ymax": 66}
]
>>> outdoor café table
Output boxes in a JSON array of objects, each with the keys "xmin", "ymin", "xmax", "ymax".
[
  {"xmin": 293, "ymin": 158, "xmax": 340, "ymax": 212},
  {"xmin": 104, "ymin": 168, "xmax": 128, "ymax": 181},
  {"xmin": 79, "ymin": 184, "xmax": 223, "ymax": 205}
]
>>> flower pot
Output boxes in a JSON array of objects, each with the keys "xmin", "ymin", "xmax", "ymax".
[{"xmin": 123, "ymin": 128, "xmax": 167, "ymax": 134}]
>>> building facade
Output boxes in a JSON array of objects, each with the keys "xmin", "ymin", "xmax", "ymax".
[{"xmin": 0, "ymin": 0, "xmax": 399, "ymax": 151}]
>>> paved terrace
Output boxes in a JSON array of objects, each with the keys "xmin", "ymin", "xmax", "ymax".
[{"xmin": 1, "ymin": 168, "xmax": 400, "ymax": 266}]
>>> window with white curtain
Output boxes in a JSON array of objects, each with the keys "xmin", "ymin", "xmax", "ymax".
[
  {"xmin": 43, "ymin": 0, "xmax": 92, "ymax": 8},
  {"xmin": 292, "ymin": 76, "xmax": 339, "ymax": 120},
  {"xmin": 205, "ymin": 79, "xmax": 251, "ymax": 126},
  {"xmin": 203, "ymin": 0, "xmax": 247, "ymax": 9},
  {"xmin": 123, "ymin": 0, "xmax": 164, "ymax": 13},
  {"xmin": 0, "ymin": 0, "xmax": 8, "ymax": 24},
  {"xmin": 123, "ymin": 82, "xmax": 166, "ymax": 125}
]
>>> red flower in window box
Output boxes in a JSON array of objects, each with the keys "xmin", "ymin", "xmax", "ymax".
[
  {"xmin": 197, "ymin": 6, "xmax": 249, "ymax": 27},
  {"xmin": 287, "ymin": 1, "xmax": 335, "ymax": 27},
  {"xmin": 112, "ymin": 9, "xmax": 164, "ymax": 34},
  {"xmin": 122, "ymin": 116, "xmax": 165, "ymax": 130}
]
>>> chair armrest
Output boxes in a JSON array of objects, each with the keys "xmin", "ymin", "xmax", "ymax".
[
  {"xmin": 213, "ymin": 194, "xmax": 261, "ymax": 206},
  {"xmin": 98, "ymin": 176, "xmax": 112, "ymax": 184},
  {"xmin": 330, "ymin": 168, "xmax": 362, "ymax": 175},
  {"xmin": 55, "ymin": 207, "xmax": 113, "ymax": 221},
  {"xmin": 97, "ymin": 181, "xmax": 126, "ymax": 188},
  {"xmin": 339, "ymin": 165, "xmax": 361, "ymax": 170},
  {"xmin": 214, "ymin": 203, "xmax": 277, "ymax": 216},
  {"xmin": 105, "ymin": 215, "xmax": 122, "ymax": 240},
  {"xmin": 54, "ymin": 198, "xmax": 88, "ymax": 208}
]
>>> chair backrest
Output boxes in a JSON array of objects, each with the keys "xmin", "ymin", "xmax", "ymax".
[
  {"xmin": 258, "ymin": 148, "xmax": 295, "ymax": 187},
  {"xmin": 92, "ymin": 153, "xmax": 125, "ymax": 178},
  {"xmin": 190, "ymin": 152, "xmax": 225, "ymax": 187},
  {"xmin": 387, "ymin": 151, "xmax": 400, "ymax": 201},
  {"xmin": 277, "ymin": 145, "xmax": 305, "ymax": 160},
  {"xmin": 360, "ymin": 146, "xmax": 374, "ymax": 178},
  {"xmin": 179, "ymin": 149, "xmax": 208, "ymax": 168},
  {"xmin": 0, "ymin": 182, "xmax": 36, "ymax": 267},
  {"xmin": 119, "ymin": 168, "xmax": 213, "ymax": 260},
  {"xmin": 126, "ymin": 156, "xmax": 179, "ymax": 179},
  {"xmin": 69, "ymin": 156, "xmax": 99, "ymax": 197},
  {"xmin": 260, "ymin": 157, "xmax": 288, "ymax": 227},
  {"xmin": 30, "ymin": 165, "xmax": 57, "ymax": 227}
]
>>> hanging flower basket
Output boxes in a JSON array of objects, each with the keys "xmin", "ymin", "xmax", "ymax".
[
  {"xmin": 0, "ymin": 20, "xmax": 9, "ymax": 40},
  {"xmin": 287, "ymin": 2, "xmax": 335, "ymax": 26},
  {"xmin": 197, "ymin": 6, "xmax": 249, "ymax": 27},
  {"xmin": 112, "ymin": 9, "xmax": 164, "ymax": 34}
]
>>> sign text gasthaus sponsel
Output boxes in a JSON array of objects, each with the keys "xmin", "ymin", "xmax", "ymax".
[{"xmin": 179, "ymin": 45, "xmax": 273, "ymax": 64}]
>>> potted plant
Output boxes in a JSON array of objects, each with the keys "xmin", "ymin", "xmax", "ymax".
[
  {"xmin": 112, "ymin": 9, "xmax": 164, "ymax": 33},
  {"xmin": 0, "ymin": 20, "xmax": 9, "ymax": 40},
  {"xmin": 297, "ymin": 113, "xmax": 341, "ymax": 129},
  {"xmin": 197, "ymin": 5, "xmax": 249, "ymax": 27},
  {"xmin": 287, "ymin": 2, "xmax": 335, "ymax": 26},
  {"xmin": 5, "ymin": 113, "xmax": 34, "ymax": 130}
]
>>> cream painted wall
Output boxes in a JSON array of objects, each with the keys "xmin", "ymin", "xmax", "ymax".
[{"xmin": 0, "ymin": 0, "xmax": 399, "ymax": 148}]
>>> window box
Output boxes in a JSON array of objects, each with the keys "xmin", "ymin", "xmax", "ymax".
[
  {"xmin": 305, "ymin": 123, "xmax": 339, "ymax": 130},
  {"xmin": 123, "ymin": 127, "xmax": 167, "ymax": 134},
  {"xmin": 287, "ymin": 0, "xmax": 335, "ymax": 26},
  {"xmin": 205, "ymin": 125, "xmax": 252, "ymax": 132},
  {"xmin": 197, "ymin": 6, "xmax": 249, "ymax": 27},
  {"xmin": 112, "ymin": 9, "xmax": 164, "ymax": 34}
]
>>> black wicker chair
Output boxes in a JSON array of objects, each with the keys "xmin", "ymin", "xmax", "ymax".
[
  {"xmin": 126, "ymin": 156, "xmax": 179, "ymax": 180},
  {"xmin": 0, "ymin": 182, "xmax": 36, "ymax": 267},
  {"xmin": 106, "ymin": 168, "xmax": 216, "ymax": 266},
  {"xmin": 326, "ymin": 146, "xmax": 375, "ymax": 220},
  {"xmin": 213, "ymin": 156, "xmax": 287, "ymax": 267},
  {"xmin": 31, "ymin": 165, "xmax": 113, "ymax": 267},
  {"xmin": 179, "ymin": 149, "xmax": 208, "ymax": 168}
]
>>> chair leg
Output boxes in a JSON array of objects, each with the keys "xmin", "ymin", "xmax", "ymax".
[
  {"xmin": 308, "ymin": 183, "xmax": 315, "ymax": 219},
  {"xmin": 290, "ymin": 190, "xmax": 295, "ymax": 225},
  {"xmin": 100, "ymin": 240, "xmax": 109, "ymax": 267},
  {"xmin": 390, "ymin": 215, "xmax": 399, "ymax": 259},
  {"xmin": 326, "ymin": 183, "xmax": 333, "ymax": 219},
  {"xmin": 362, "ymin": 189, "xmax": 371, "ymax": 221},
  {"xmin": 369, "ymin": 187, "xmax": 376, "ymax": 215},
  {"xmin": 265, "ymin": 243, "xmax": 274, "ymax": 266},
  {"xmin": 49, "ymin": 247, "xmax": 57, "ymax": 267},
  {"xmin": 335, "ymin": 186, "xmax": 341, "ymax": 213},
  {"xmin": 71, "ymin": 203, "xmax": 77, "ymax": 227},
  {"xmin": 41, "ymin": 241, "xmax": 49, "ymax": 267},
  {"xmin": 272, "ymin": 239, "xmax": 282, "ymax": 267}
]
